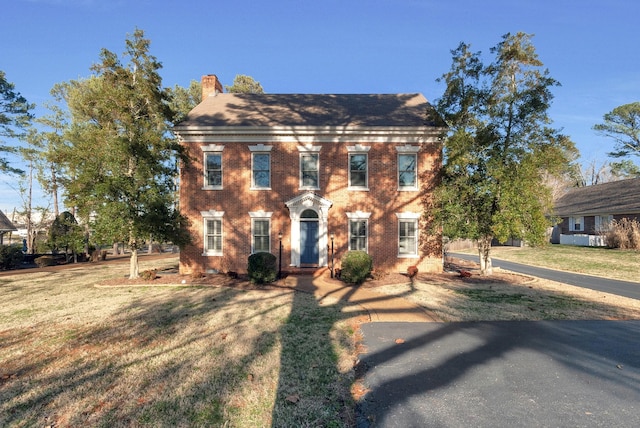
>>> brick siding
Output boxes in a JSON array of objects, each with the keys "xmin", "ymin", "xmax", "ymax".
[{"xmin": 179, "ymin": 139, "xmax": 442, "ymax": 275}]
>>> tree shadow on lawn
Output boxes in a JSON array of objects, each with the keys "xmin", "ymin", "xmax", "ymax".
[{"xmin": 0, "ymin": 285, "xmax": 295, "ymax": 427}]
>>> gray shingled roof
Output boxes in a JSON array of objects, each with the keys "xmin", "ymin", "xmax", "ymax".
[
  {"xmin": 176, "ymin": 93, "xmax": 445, "ymax": 128},
  {"xmin": 554, "ymin": 178, "xmax": 640, "ymax": 217},
  {"xmin": 0, "ymin": 210, "xmax": 17, "ymax": 232}
]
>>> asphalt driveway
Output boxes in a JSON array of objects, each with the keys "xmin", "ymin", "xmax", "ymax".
[{"xmin": 356, "ymin": 320, "xmax": 640, "ymax": 427}]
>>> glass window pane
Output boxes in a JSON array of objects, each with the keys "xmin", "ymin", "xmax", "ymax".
[
  {"xmin": 206, "ymin": 219, "xmax": 222, "ymax": 252},
  {"xmin": 254, "ymin": 171, "xmax": 270, "ymax": 187},
  {"xmin": 350, "ymin": 154, "xmax": 367, "ymax": 187},
  {"xmin": 207, "ymin": 154, "xmax": 221, "ymax": 170},
  {"xmin": 253, "ymin": 153, "xmax": 270, "ymax": 187},
  {"xmin": 207, "ymin": 170, "xmax": 222, "ymax": 186},
  {"xmin": 302, "ymin": 171, "xmax": 318, "ymax": 187},
  {"xmin": 399, "ymin": 154, "xmax": 416, "ymax": 187}
]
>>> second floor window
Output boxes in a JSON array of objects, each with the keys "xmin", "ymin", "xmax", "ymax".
[
  {"xmin": 349, "ymin": 154, "xmax": 368, "ymax": 188},
  {"xmin": 398, "ymin": 154, "xmax": 417, "ymax": 189},
  {"xmin": 252, "ymin": 153, "xmax": 271, "ymax": 188},
  {"xmin": 300, "ymin": 153, "xmax": 319, "ymax": 188},
  {"xmin": 205, "ymin": 153, "xmax": 222, "ymax": 188}
]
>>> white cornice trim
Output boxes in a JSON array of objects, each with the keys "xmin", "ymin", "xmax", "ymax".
[{"xmin": 174, "ymin": 125, "xmax": 445, "ymax": 144}]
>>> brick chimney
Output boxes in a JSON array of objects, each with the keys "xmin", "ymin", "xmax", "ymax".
[{"xmin": 201, "ymin": 74, "xmax": 223, "ymax": 101}]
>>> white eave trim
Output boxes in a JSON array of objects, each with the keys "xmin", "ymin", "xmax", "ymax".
[{"xmin": 174, "ymin": 125, "xmax": 445, "ymax": 144}]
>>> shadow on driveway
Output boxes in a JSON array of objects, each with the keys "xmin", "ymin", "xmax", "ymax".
[{"xmin": 357, "ymin": 320, "xmax": 640, "ymax": 427}]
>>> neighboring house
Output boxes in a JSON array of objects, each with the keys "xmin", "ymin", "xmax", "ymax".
[
  {"xmin": 174, "ymin": 75, "xmax": 446, "ymax": 275},
  {"xmin": 0, "ymin": 210, "xmax": 17, "ymax": 245},
  {"xmin": 552, "ymin": 178, "xmax": 640, "ymax": 246}
]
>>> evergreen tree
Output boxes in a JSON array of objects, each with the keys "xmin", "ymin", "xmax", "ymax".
[
  {"xmin": 433, "ymin": 33, "xmax": 576, "ymax": 274},
  {"xmin": 58, "ymin": 29, "xmax": 190, "ymax": 278}
]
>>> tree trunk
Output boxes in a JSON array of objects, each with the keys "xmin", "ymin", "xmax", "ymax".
[
  {"xmin": 478, "ymin": 236, "xmax": 493, "ymax": 275},
  {"xmin": 129, "ymin": 248, "xmax": 139, "ymax": 279},
  {"xmin": 113, "ymin": 242, "xmax": 120, "ymax": 255}
]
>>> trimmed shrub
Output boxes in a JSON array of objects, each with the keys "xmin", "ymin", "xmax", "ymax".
[
  {"xmin": 340, "ymin": 250, "xmax": 373, "ymax": 284},
  {"xmin": 248, "ymin": 252, "xmax": 278, "ymax": 284},
  {"xmin": 0, "ymin": 245, "xmax": 23, "ymax": 270}
]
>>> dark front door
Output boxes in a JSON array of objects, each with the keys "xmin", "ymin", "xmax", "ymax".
[{"xmin": 300, "ymin": 220, "xmax": 319, "ymax": 264}]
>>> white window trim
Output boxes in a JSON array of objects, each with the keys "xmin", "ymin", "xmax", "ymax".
[
  {"xmin": 346, "ymin": 211, "xmax": 371, "ymax": 252},
  {"xmin": 249, "ymin": 145, "xmax": 273, "ymax": 190},
  {"xmin": 569, "ymin": 216, "xmax": 584, "ymax": 232},
  {"xmin": 249, "ymin": 211, "xmax": 273, "ymax": 253},
  {"xmin": 396, "ymin": 212, "xmax": 420, "ymax": 258},
  {"xmin": 347, "ymin": 145, "xmax": 371, "ymax": 191},
  {"xmin": 298, "ymin": 145, "xmax": 321, "ymax": 190},
  {"xmin": 201, "ymin": 210, "xmax": 224, "ymax": 256},
  {"xmin": 201, "ymin": 145, "xmax": 224, "ymax": 190},
  {"xmin": 595, "ymin": 214, "xmax": 613, "ymax": 233},
  {"xmin": 396, "ymin": 146, "xmax": 420, "ymax": 192}
]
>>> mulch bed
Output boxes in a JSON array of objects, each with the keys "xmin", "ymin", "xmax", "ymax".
[{"xmin": 96, "ymin": 256, "xmax": 530, "ymax": 288}]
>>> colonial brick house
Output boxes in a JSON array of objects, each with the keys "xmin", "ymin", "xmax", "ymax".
[
  {"xmin": 552, "ymin": 177, "xmax": 640, "ymax": 246},
  {"xmin": 174, "ymin": 75, "xmax": 445, "ymax": 275}
]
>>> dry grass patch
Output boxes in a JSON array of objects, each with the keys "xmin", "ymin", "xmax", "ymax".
[
  {"xmin": 0, "ymin": 255, "xmax": 356, "ymax": 427},
  {"xmin": 368, "ymin": 259, "xmax": 640, "ymax": 322}
]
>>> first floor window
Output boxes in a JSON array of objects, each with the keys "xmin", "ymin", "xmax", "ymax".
[
  {"xmin": 206, "ymin": 219, "xmax": 223, "ymax": 253},
  {"xmin": 349, "ymin": 220, "xmax": 368, "ymax": 251},
  {"xmin": 569, "ymin": 216, "xmax": 584, "ymax": 232},
  {"xmin": 252, "ymin": 218, "xmax": 270, "ymax": 253},
  {"xmin": 399, "ymin": 219, "xmax": 418, "ymax": 256},
  {"xmin": 201, "ymin": 210, "xmax": 224, "ymax": 256}
]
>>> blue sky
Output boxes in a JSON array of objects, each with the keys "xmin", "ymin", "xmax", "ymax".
[{"xmin": 1, "ymin": 0, "xmax": 639, "ymax": 213}]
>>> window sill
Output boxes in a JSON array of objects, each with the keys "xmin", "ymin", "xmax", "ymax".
[
  {"xmin": 347, "ymin": 187, "xmax": 369, "ymax": 191},
  {"xmin": 202, "ymin": 186, "xmax": 223, "ymax": 191},
  {"xmin": 250, "ymin": 187, "xmax": 272, "ymax": 191},
  {"xmin": 398, "ymin": 254, "xmax": 419, "ymax": 259},
  {"xmin": 397, "ymin": 187, "xmax": 419, "ymax": 192},
  {"xmin": 299, "ymin": 186, "xmax": 320, "ymax": 191},
  {"xmin": 202, "ymin": 252, "xmax": 223, "ymax": 257}
]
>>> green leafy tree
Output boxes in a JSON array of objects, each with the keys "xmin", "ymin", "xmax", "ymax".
[
  {"xmin": 433, "ymin": 33, "xmax": 575, "ymax": 274},
  {"xmin": 0, "ymin": 70, "xmax": 34, "ymax": 173},
  {"xmin": 57, "ymin": 29, "xmax": 191, "ymax": 278},
  {"xmin": 594, "ymin": 102, "xmax": 640, "ymax": 159},
  {"xmin": 225, "ymin": 74, "xmax": 264, "ymax": 94},
  {"xmin": 165, "ymin": 79, "xmax": 202, "ymax": 124}
]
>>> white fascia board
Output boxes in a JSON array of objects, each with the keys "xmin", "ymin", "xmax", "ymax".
[{"xmin": 174, "ymin": 125, "xmax": 445, "ymax": 144}]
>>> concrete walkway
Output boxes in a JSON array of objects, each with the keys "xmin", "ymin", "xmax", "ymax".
[{"xmin": 277, "ymin": 273, "xmax": 440, "ymax": 322}]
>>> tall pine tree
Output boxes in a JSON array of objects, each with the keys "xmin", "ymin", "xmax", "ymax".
[
  {"xmin": 59, "ymin": 29, "xmax": 190, "ymax": 278},
  {"xmin": 433, "ymin": 33, "xmax": 575, "ymax": 274}
]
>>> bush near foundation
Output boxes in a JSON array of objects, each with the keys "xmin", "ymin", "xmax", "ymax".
[
  {"xmin": 340, "ymin": 250, "xmax": 373, "ymax": 284},
  {"xmin": 248, "ymin": 252, "xmax": 277, "ymax": 284}
]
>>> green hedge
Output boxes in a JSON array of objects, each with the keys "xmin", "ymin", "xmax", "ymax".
[
  {"xmin": 248, "ymin": 252, "xmax": 277, "ymax": 284},
  {"xmin": 340, "ymin": 250, "xmax": 373, "ymax": 284}
]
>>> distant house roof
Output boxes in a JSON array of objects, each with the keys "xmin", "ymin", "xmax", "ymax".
[
  {"xmin": 0, "ymin": 210, "xmax": 17, "ymax": 233},
  {"xmin": 175, "ymin": 93, "xmax": 445, "ymax": 128},
  {"xmin": 554, "ymin": 178, "xmax": 640, "ymax": 217}
]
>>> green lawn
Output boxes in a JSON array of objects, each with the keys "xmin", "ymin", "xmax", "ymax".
[{"xmin": 478, "ymin": 245, "xmax": 640, "ymax": 282}]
